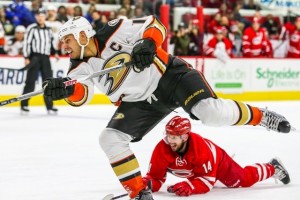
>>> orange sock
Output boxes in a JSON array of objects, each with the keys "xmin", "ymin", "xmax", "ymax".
[{"xmin": 111, "ymin": 154, "xmax": 145, "ymax": 198}]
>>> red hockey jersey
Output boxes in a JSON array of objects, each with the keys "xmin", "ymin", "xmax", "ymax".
[
  {"xmin": 242, "ymin": 27, "xmax": 271, "ymax": 57},
  {"xmin": 145, "ymin": 132, "xmax": 275, "ymax": 194},
  {"xmin": 145, "ymin": 132, "xmax": 224, "ymax": 194},
  {"xmin": 287, "ymin": 29, "xmax": 300, "ymax": 58},
  {"xmin": 204, "ymin": 37, "xmax": 233, "ymax": 57}
]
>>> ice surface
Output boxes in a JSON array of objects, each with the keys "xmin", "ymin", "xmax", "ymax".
[{"xmin": 0, "ymin": 101, "xmax": 299, "ymax": 200}]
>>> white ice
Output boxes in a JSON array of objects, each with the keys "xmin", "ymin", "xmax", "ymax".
[{"xmin": 0, "ymin": 101, "xmax": 299, "ymax": 200}]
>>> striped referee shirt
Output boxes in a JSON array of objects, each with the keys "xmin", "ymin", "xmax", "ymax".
[{"xmin": 23, "ymin": 23, "xmax": 54, "ymax": 58}]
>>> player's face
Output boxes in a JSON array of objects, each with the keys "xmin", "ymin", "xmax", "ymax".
[
  {"xmin": 166, "ymin": 134, "xmax": 186, "ymax": 152},
  {"xmin": 61, "ymin": 34, "xmax": 81, "ymax": 59}
]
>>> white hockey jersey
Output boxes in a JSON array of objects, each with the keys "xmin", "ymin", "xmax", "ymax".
[{"xmin": 66, "ymin": 16, "xmax": 169, "ymax": 106}]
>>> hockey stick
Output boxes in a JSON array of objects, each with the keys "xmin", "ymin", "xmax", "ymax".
[
  {"xmin": 102, "ymin": 193, "xmax": 128, "ymax": 200},
  {"xmin": 0, "ymin": 61, "xmax": 133, "ymax": 107}
]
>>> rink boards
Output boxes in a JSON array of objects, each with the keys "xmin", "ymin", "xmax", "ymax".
[{"xmin": 0, "ymin": 56, "xmax": 299, "ymax": 106}]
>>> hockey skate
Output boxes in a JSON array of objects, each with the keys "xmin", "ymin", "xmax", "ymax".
[
  {"xmin": 47, "ymin": 107, "xmax": 58, "ymax": 115},
  {"xmin": 131, "ymin": 179, "xmax": 154, "ymax": 200},
  {"xmin": 269, "ymin": 158, "xmax": 290, "ymax": 184},
  {"xmin": 21, "ymin": 106, "xmax": 30, "ymax": 115},
  {"xmin": 132, "ymin": 188, "xmax": 154, "ymax": 200},
  {"xmin": 259, "ymin": 108, "xmax": 291, "ymax": 133}
]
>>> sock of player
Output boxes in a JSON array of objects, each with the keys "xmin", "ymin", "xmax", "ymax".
[
  {"xmin": 110, "ymin": 154, "xmax": 145, "ymax": 198},
  {"xmin": 233, "ymin": 101, "xmax": 263, "ymax": 126},
  {"xmin": 242, "ymin": 163, "xmax": 275, "ymax": 187}
]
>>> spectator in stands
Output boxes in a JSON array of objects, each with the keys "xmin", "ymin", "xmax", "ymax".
[
  {"xmin": 219, "ymin": 15, "xmax": 230, "ymax": 32},
  {"xmin": 117, "ymin": 8, "xmax": 128, "ymax": 20},
  {"xmin": 188, "ymin": 20, "xmax": 204, "ymax": 56},
  {"xmin": 108, "ymin": 10, "xmax": 118, "ymax": 21},
  {"xmin": 57, "ymin": 5, "xmax": 68, "ymax": 23},
  {"xmin": 84, "ymin": 3, "xmax": 97, "ymax": 23},
  {"xmin": 91, "ymin": 11, "xmax": 105, "ymax": 31},
  {"xmin": 207, "ymin": 13, "xmax": 222, "ymax": 34},
  {"xmin": 4, "ymin": 25, "xmax": 25, "ymax": 56},
  {"xmin": 262, "ymin": 14, "xmax": 281, "ymax": 39},
  {"xmin": 227, "ymin": 12, "xmax": 244, "ymax": 56},
  {"xmin": 5, "ymin": 0, "xmax": 36, "ymax": 27},
  {"xmin": 46, "ymin": 5, "xmax": 62, "ymax": 54},
  {"xmin": 74, "ymin": 5, "xmax": 83, "ymax": 17},
  {"xmin": 232, "ymin": 1, "xmax": 251, "ymax": 30},
  {"xmin": 286, "ymin": 17, "xmax": 300, "ymax": 58},
  {"xmin": 204, "ymin": 0, "xmax": 221, "ymax": 8},
  {"xmin": 0, "ymin": 5, "xmax": 14, "ymax": 36},
  {"xmin": 135, "ymin": 0, "xmax": 153, "ymax": 16},
  {"xmin": 66, "ymin": 6, "xmax": 74, "ymax": 19},
  {"xmin": 261, "ymin": 27, "xmax": 274, "ymax": 58},
  {"xmin": 243, "ymin": 0, "xmax": 261, "ymax": 10},
  {"xmin": 242, "ymin": 17, "xmax": 272, "ymax": 58},
  {"xmin": 121, "ymin": 0, "xmax": 134, "ymax": 19},
  {"xmin": 204, "ymin": 26, "xmax": 233, "ymax": 63},
  {"xmin": 218, "ymin": 2, "xmax": 231, "ymax": 16},
  {"xmin": 0, "ymin": 20, "xmax": 5, "ymax": 54},
  {"xmin": 132, "ymin": 6, "xmax": 146, "ymax": 19},
  {"xmin": 171, "ymin": 22, "xmax": 190, "ymax": 56}
]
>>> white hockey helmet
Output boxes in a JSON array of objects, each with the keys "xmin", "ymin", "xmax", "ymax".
[
  {"xmin": 58, "ymin": 16, "xmax": 96, "ymax": 59},
  {"xmin": 58, "ymin": 16, "xmax": 96, "ymax": 42}
]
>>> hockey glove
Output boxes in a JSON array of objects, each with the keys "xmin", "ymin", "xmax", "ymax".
[
  {"xmin": 43, "ymin": 77, "xmax": 74, "ymax": 101},
  {"xmin": 167, "ymin": 181, "xmax": 194, "ymax": 196},
  {"xmin": 131, "ymin": 38, "xmax": 156, "ymax": 73}
]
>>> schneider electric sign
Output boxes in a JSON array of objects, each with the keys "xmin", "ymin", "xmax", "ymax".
[{"xmin": 255, "ymin": 67, "xmax": 300, "ymax": 89}]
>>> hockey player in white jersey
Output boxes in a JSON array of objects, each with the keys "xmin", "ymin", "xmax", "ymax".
[{"xmin": 42, "ymin": 16, "xmax": 292, "ymax": 200}]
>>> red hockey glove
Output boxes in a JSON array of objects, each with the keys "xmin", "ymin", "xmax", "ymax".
[{"xmin": 167, "ymin": 181, "xmax": 194, "ymax": 196}]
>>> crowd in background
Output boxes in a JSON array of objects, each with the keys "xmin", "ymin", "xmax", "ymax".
[{"xmin": 0, "ymin": 0, "xmax": 300, "ymax": 58}]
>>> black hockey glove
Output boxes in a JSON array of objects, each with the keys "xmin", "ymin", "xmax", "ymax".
[
  {"xmin": 131, "ymin": 38, "xmax": 156, "ymax": 73},
  {"xmin": 42, "ymin": 77, "xmax": 74, "ymax": 101}
]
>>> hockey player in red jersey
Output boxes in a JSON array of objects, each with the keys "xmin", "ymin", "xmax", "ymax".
[
  {"xmin": 286, "ymin": 17, "xmax": 300, "ymax": 58},
  {"xmin": 204, "ymin": 26, "xmax": 233, "ymax": 62},
  {"xmin": 242, "ymin": 17, "xmax": 272, "ymax": 58},
  {"xmin": 143, "ymin": 116, "xmax": 290, "ymax": 197},
  {"xmin": 41, "ymin": 16, "xmax": 292, "ymax": 199}
]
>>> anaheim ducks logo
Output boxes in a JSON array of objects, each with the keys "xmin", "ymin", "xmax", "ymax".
[
  {"xmin": 99, "ymin": 52, "xmax": 131, "ymax": 95},
  {"xmin": 113, "ymin": 113, "xmax": 125, "ymax": 119}
]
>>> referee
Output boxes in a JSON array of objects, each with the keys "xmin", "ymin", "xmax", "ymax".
[{"xmin": 21, "ymin": 8, "xmax": 58, "ymax": 115}]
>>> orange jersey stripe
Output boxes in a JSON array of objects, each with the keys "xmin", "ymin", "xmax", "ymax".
[
  {"xmin": 143, "ymin": 28, "xmax": 163, "ymax": 47},
  {"xmin": 143, "ymin": 17, "xmax": 166, "ymax": 47},
  {"xmin": 156, "ymin": 47, "xmax": 169, "ymax": 65}
]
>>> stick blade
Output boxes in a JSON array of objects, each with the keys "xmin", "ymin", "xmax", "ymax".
[{"xmin": 102, "ymin": 194, "xmax": 114, "ymax": 200}]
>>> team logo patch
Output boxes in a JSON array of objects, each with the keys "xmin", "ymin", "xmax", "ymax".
[
  {"xmin": 175, "ymin": 157, "xmax": 187, "ymax": 166},
  {"xmin": 99, "ymin": 52, "xmax": 131, "ymax": 96},
  {"xmin": 108, "ymin": 19, "xmax": 120, "ymax": 26},
  {"xmin": 113, "ymin": 113, "xmax": 125, "ymax": 119}
]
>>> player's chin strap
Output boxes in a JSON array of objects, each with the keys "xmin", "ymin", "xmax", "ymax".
[{"xmin": 79, "ymin": 38, "xmax": 90, "ymax": 59}]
